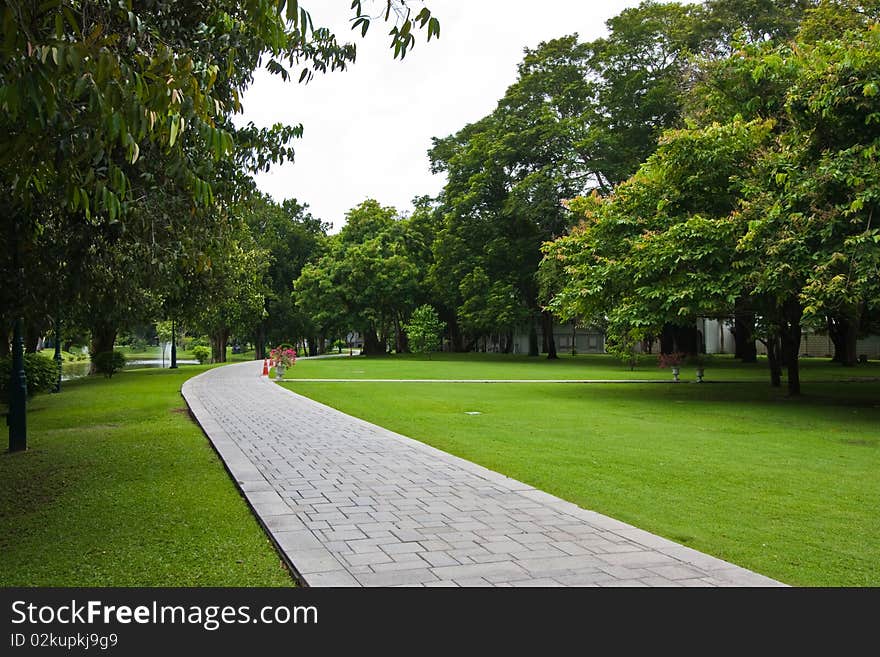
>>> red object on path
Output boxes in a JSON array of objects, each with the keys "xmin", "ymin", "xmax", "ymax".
[{"xmin": 262, "ymin": 359, "xmax": 269, "ymax": 376}]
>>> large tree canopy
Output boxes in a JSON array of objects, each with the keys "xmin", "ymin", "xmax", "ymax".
[
  {"xmin": 1, "ymin": 1, "xmax": 440, "ymax": 350},
  {"xmin": 546, "ymin": 13, "xmax": 880, "ymax": 394},
  {"xmin": 294, "ymin": 199, "xmax": 425, "ymax": 355},
  {"xmin": 1, "ymin": 1, "xmax": 440, "ymax": 450}
]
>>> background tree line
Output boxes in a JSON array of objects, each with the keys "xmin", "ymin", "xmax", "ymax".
[
  {"xmin": 288, "ymin": 0, "xmax": 880, "ymax": 397},
  {"xmin": 5, "ymin": 0, "xmax": 880, "ymax": 400}
]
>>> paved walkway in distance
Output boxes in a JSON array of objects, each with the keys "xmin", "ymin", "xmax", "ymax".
[{"xmin": 182, "ymin": 361, "xmax": 784, "ymax": 587}]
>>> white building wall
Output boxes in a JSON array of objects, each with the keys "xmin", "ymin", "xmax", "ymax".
[{"xmin": 700, "ymin": 318, "xmax": 736, "ymax": 354}]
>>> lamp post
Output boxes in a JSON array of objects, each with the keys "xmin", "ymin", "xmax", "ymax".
[
  {"xmin": 8, "ymin": 317, "xmax": 27, "ymax": 452},
  {"xmin": 170, "ymin": 318, "xmax": 177, "ymax": 369}
]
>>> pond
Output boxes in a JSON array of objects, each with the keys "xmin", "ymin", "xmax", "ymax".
[{"xmin": 61, "ymin": 358, "xmax": 198, "ymax": 381}]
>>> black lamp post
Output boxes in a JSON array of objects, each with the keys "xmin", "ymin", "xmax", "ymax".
[
  {"xmin": 170, "ymin": 317, "xmax": 177, "ymax": 369},
  {"xmin": 8, "ymin": 317, "xmax": 27, "ymax": 452}
]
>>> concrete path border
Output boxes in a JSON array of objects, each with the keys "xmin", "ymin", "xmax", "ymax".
[{"xmin": 182, "ymin": 361, "xmax": 785, "ymax": 587}]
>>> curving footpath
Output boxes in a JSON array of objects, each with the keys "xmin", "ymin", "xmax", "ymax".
[{"xmin": 182, "ymin": 361, "xmax": 784, "ymax": 587}]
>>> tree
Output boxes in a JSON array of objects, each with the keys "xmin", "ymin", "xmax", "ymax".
[
  {"xmin": 239, "ymin": 193, "xmax": 329, "ymax": 357},
  {"xmin": 546, "ymin": 16, "xmax": 880, "ymax": 396},
  {"xmin": 545, "ymin": 119, "xmax": 772, "ymax": 362},
  {"xmin": 2, "ymin": 0, "xmax": 440, "ymax": 450},
  {"xmin": 426, "ymin": 1, "xmax": 797, "ymax": 357},
  {"xmin": 177, "ymin": 212, "xmax": 269, "ymax": 363},
  {"xmin": 294, "ymin": 200, "xmax": 423, "ymax": 355},
  {"xmin": 404, "ymin": 305, "xmax": 445, "ymax": 357}
]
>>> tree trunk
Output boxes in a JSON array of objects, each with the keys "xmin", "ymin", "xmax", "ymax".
[
  {"xmin": 543, "ymin": 311, "xmax": 558, "ymax": 360},
  {"xmin": 781, "ymin": 300, "xmax": 803, "ymax": 395},
  {"xmin": 528, "ymin": 316, "xmax": 539, "ymax": 357},
  {"xmin": 660, "ymin": 323, "xmax": 698, "ymax": 355},
  {"xmin": 394, "ymin": 314, "xmax": 409, "ymax": 354},
  {"xmin": 255, "ymin": 322, "xmax": 266, "ymax": 360},
  {"xmin": 828, "ymin": 314, "xmax": 858, "ymax": 366},
  {"xmin": 660, "ymin": 324, "xmax": 675, "ymax": 354},
  {"xmin": 394, "ymin": 315, "xmax": 402, "ymax": 354},
  {"xmin": 89, "ymin": 321, "xmax": 117, "ymax": 374},
  {"xmin": 211, "ymin": 328, "xmax": 229, "ymax": 363},
  {"xmin": 0, "ymin": 325, "xmax": 9, "ymax": 357},
  {"xmin": 25, "ymin": 320, "xmax": 41, "ymax": 353},
  {"xmin": 733, "ymin": 307, "xmax": 758, "ymax": 362},
  {"xmin": 765, "ymin": 337, "xmax": 782, "ymax": 388},
  {"xmin": 443, "ymin": 312, "xmax": 464, "ymax": 352},
  {"xmin": 308, "ymin": 336, "xmax": 318, "ymax": 357},
  {"xmin": 362, "ymin": 327, "xmax": 383, "ymax": 356}
]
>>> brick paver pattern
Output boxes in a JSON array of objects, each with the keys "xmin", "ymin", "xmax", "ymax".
[{"xmin": 182, "ymin": 361, "xmax": 784, "ymax": 587}]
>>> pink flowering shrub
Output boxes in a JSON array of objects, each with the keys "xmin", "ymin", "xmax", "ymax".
[{"xmin": 270, "ymin": 346, "xmax": 297, "ymax": 368}]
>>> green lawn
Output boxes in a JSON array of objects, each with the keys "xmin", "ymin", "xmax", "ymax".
[
  {"xmin": 281, "ymin": 354, "xmax": 880, "ymax": 586},
  {"xmin": 284, "ymin": 351, "xmax": 880, "ymax": 382},
  {"xmin": 0, "ymin": 365, "xmax": 293, "ymax": 586}
]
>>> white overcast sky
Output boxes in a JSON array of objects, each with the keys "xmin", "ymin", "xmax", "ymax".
[{"xmin": 238, "ymin": 1, "xmax": 661, "ymax": 231}]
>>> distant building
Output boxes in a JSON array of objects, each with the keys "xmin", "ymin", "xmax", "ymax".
[
  {"xmin": 505, "ymin": 322, "xmax": 606, "ymax": 355},
  {"xmin": 698, "ymin": 318, "xmax": 880, "ymax": 358}
]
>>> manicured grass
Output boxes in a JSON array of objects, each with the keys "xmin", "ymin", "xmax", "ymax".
[
  {"xmin": 284, "ymin": 351, "xmax": 880, "ymax": 382},
  {"xmin": 281, "ymin": 355, "xmax": 880, "ymax": 586},
  {"xmin": 0, "ymin": 366, "xmax": 294, "ymax": 586}
]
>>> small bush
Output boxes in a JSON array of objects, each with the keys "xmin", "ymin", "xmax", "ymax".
[
  {"xmin": 405, "ymin": 305, "xmax": 445, "ymax": 357},
  {"xmin": 192, "ymin": 345, "xmax": 211, "ymax": 364},
  {"xmin": 0, "ymin": 353, "xmax": 59, "ymax": 398},
  {"xmin": 92, "ymin": 350, "xmax": 126, "ymax": 378}
]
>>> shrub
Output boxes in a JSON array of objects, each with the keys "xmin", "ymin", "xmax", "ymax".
[
  {"xmin": 0, "ymin": 353, "xmax": 59, "ymax": 398},
  {"xmin": 192, "ymin": 345, "xmax": 211, "ymax": 364},
  {"xmin": 605, "ymin": 330, "xmax": 642, "ymax": 371},
  {"xmin": 92, "ymin": 350, "xmax": 127, "ymax": 378},
  {"xmin": 657, "ymin": 352, "xmax": 685, "ymax": 369},
  {"xmin": 129, "ymin": 339, "xmax": 149, "ymax": 352},
  {"xmin": 404, "ymin": 305, "xmax": 445, "ymax": 357},
  {"xmin": 189, "ymin": 336, "xmax": 210, "ymax": 348}
]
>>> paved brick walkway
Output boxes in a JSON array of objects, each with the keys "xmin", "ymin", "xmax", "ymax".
[{"xmin": 182, "ymin": 361, "xmax": 784, "ymax": 587}]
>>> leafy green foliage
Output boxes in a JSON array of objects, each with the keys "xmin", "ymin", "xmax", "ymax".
[
  {"xmin": 191, "ymin": 345, "xmax": 211, "ymax": 364},
  {"xmin": 1, "ymin": 1, "xmax": 441, "ymax": 379},
  {"xmin": 240, "ymin": 193, "xmax": 329, "ymax": 352},
  {"xmin": 91, "ymin": 350, "xmax": 127, "ymax": 378},
  {"xmin": 0, "ymin": 353, "xmax": 58, "ymax": 398},
  {"xmin": 404, "ymin": 305, "xmax": 445, "ymax": 355},
  {"xmin": 425, "ymin": 1, "xmax": 803, "ymax": 350},
  {"xmin": 546, "ymin": 14, "xmax": 880, "ymax": 393},
  {"xmin": 294, "ymin": 200, "xmax": 424, "ymax": 354}
]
